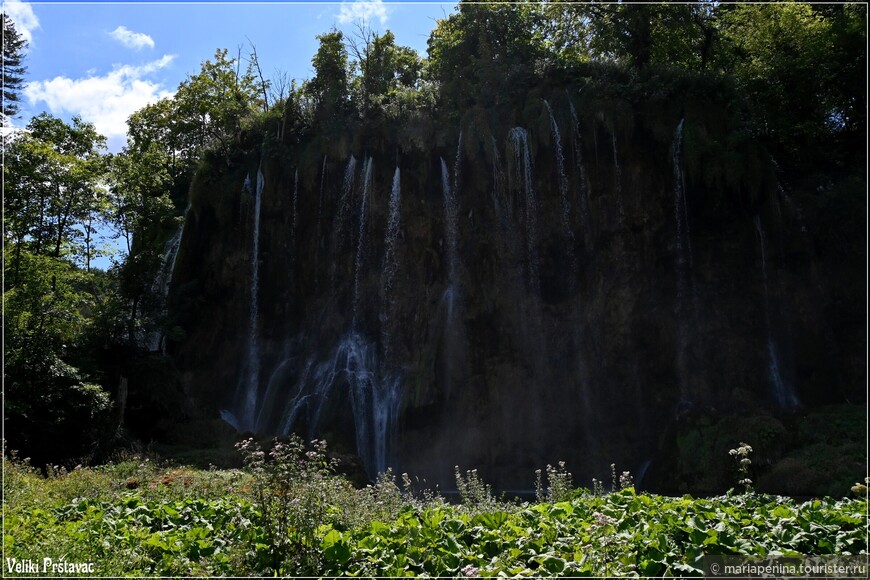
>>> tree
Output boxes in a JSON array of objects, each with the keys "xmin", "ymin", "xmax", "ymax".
[
  {"xmin": 107, "ymin": 142, "xmax": 178, "ymax": 346},
  {"xmin": 716, "ymin": 2, "xmax": 864, "ymax": 173},
  {"xmin": 173, "ymin": 48, "xmax": 260, "ymax": 159},
  {"xmin": 544, "ymin": 1, "xmax": 722, "ymax": 71},
  {"xmin": 3, "ymin": 115, "xmax": 114, "ymax": 464},
  {"xmin": 348, "ymin": 26, "xmax": 422, "ymax": 118},
  {"xmin": 3, "ymin": 251, "xmax": 113, "ymax": 464},
  {"xmin": 304, "ymin": 30, "xmax": 351, "ymax": 124},
  {"xmin": 427, "ymin": 1, "xmax": 549, "ymax": 111},
  {"xmin": 3, "ymin": 114, "xmax": 108, "ymax": 277},
  {"xmin": 1, "ymin": 12, "xmax": 28, "ymax": 122}
]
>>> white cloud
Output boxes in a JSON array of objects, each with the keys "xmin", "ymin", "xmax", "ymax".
[
  {"xmin": 24, "ymin": 55, "xmax": 176, "ymax": 149},
  {"xmin": 337, "ymin": 0, "xmax": 389, "ymax": 27},
  {"xmin": 109, "ymin": 25, "xmax": 155, "ymax": 50},
  {"xmin": 3, "ymin": 0, "xmax": 40, "ymax": 43}
]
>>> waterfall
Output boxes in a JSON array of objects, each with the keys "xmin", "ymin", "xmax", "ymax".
[
  {"xmin": 568, "ymin": 98, "xmax": 592, "ymax": 237},
  {"xmin": 381, "ymin": 167, "xmax": 401, "ymax": 361},
  {"xmin": 440, "ymin": 158, "xmax": 459, "ymax": 284},
  {"xmin": 509, "ymin": 127, "xmax": 539, "ymax": 291},
  {"xmin": 231, "ymin": 164, "xmax": 265, "ymax": 432},
  {"xmin": 440, "ymin": 151, "xmax": 467, "ymax": 399},
  {"xmin": 331, "ymin": 156, "xmax": 357, "ymax": 289},
  {"xmin": 352, "ymin": 158, "xmax": 373, "ymax": 328},
  {"xmin": 334, "ymin": 156, "xmax": 357, "ymax": 251},
  {"xmin": 673, "ymin": 119, "xmax": 693, "ymax": 266},
  {"xmin": 755, "ymin": 215, "xmax": 799, "ymax": 408},
  {"xmin": 145, "ymin": 218, "xmax": 186, "ymax": 352},
  {"xmin": 339, "ymin": 334, "xmax": 402, "ymax": 479},
  {"xmin": 277, "ymin": 333, "xmax": 401, "ymax": 480},
  {"xmin": 544, "ymin": 99, "xmax": 577, "ymax": 289}
]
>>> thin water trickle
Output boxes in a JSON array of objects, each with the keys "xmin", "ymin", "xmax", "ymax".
[
  {"xmin": 544, "ymin": 99, "xmax": 578, "ymax": 288},
  {"xmin": 441, "ymin": 158, "xmax": 459, "ymax": 285},
  {"xmin": 381, "ymin": 167, "xmax": 402, "ymax": 360},
  {"xmin": 568, "ymin": 98, "xmax": 592, "ymax": 248},
  {"xmin": 246, "ymin": 167, "xmax": 265, "ymax": 429},
  {"xmin": 334, "ymin": 156, "xmax": 357, "ymax": 251},
  {"xmin": 146, "ymin": 218, "xmax": 186, "ymax": 352},
  {"xmin": 754, "ymin": 215, "xmax": 799, "ymax": 408},
  {"xmin": 331, "ymin": 156, "xmax": 357, "ymax": 290},
  {"xmin": 672, "ymin": 119, "xmax": 693, "ymax": 267},
  {"xmin": 509, "ymin": 127, "xmax": 539, "ymax": 292},
  {"xmin": 353, "ymin": 158, "xmax": 373, "ymax": 329},
  {"xmin": 233, "ymin": 165, "xmax": 265, "ymax": 432}
]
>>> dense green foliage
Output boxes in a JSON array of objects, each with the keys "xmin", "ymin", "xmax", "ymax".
[
  {"xmin": 321, "ymin": 492, "xmax": 867, "ymax": 577},
  {"xmin": 5, "ymin": 445, "xmax": 867, "ymax": 577}
]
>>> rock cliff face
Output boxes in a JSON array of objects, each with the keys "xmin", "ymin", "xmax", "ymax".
[{"xmin": 167, "ymin": 78, "xmax": 864, "ymax": 491}]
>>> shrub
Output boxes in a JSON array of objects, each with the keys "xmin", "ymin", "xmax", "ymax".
[{"xmin": 235, "ymin": 436, "xmax": 340, "ymax": 575}]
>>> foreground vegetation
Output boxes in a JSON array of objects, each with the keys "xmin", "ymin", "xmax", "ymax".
[{"xmin": 4, "ymin": 439, "xmax": 867, "ymax": 577}]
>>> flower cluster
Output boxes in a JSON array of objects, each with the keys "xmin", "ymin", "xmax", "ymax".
[{"xmin": 729, "ymin": 442, "xmax": 753, "ymax": 493}]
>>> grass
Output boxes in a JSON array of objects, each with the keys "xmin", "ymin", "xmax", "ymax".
[{"xmin": 3, "ymin": 445, "xmax": 867, "ymax": 577}]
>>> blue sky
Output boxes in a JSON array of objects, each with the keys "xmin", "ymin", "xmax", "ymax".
[{"xmin": 5, "ymin": 1, "xmax": 457, "ymax": 151}]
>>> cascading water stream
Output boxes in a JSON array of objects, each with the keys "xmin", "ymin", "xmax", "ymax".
[
  {"xmin": 754, "ymin": 215, "xmax": 799, "ymax": 408},
  {"xmin": 331, "ymin": 156, "xmax": 357, "ymax": 290},
  {"xmin": 543, "ymin": 99, "xmax": 578, "ymax": 288},
  {"xmin": 333, "ymin": 157, "xmax": 357, "ymax": 251},
  {"xmin": 673, "ymin": 121, "xmax": 693, "ymax": 266},
  {"xmin": 509, "ymin": 127, "xmax": 540, "ymax": 292},
  {"xmin": 439, "ymin": 150, "xmax": 467, "ymax": 400},
  {"xmin": 568, "ymin": 99, "xmax": 592, "ymax": 243},
  {"xmin": 440, "ymin": 158, "xmax": 460, "ymax": 285},
  {"xmin": 276, "ymin": 155, "xmax": 401, "ymax": 479},
  {"xmin": 353, "ymin": 158, "xmax": 373, "ymax": 329},
  {"xmin": 224, "ymin": 164, "xmax": 265, "ymax": 432},
  {"xmin": 243, "ymin": 166, "xmax": 265, "ymax": 431},
  {"xmin": 381, "ymin": 167, "xmax": 401, "ymax": 361},
  {"xmin": 145, "ymin": 217, "xmax": 186, "ymax": 352}
]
